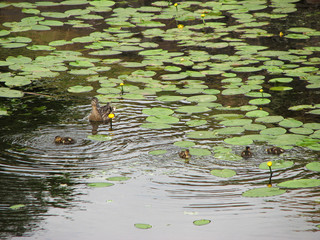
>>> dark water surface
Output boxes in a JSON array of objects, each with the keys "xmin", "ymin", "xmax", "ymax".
[{"xmin": 0, "ymin": 0, "xmax": 320, "ymax": 239}]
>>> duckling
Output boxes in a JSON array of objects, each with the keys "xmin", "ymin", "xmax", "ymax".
[
  {"xmin": 54, "ymin": 136, "xmax": 76, "ymax": 145},
  {"xmin": 266, "ymin": 147, "xmax": 284, "ymax": 155},
  {"xmin": 89, "ymin": 97, "xmax": 115, "ymax": 122},
  {"xmin": 179, "ymin": 149, "xmax": 191, "ymax": 159},
  {"xmin": 241, "ymin": 146, "xmax": 252, "ymax": 158}
]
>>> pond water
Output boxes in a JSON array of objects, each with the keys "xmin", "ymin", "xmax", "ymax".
[{"xmin": 0, "ymin": 0, "xmax": 320, "ymax": 239}]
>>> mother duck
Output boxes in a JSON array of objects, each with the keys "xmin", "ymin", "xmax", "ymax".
[{"xmin": 89, "ymin": 97, "xmax": 115, "ymax": 122}]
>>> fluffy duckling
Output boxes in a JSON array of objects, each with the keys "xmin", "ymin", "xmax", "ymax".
[
  {"xmin": 241, "ymin": 146, "xmax": 252, "ymax": 158},
  {"xmin": 266, "ymin": 147, "xmax": 284, "ymax": 155},
  {"xmin": 54, "ymin": 136, "xmax": 76, "ymax": 145},
  {"xmin": 89, "ymin": 97, "xmax": 115, "ymax": 122},
  {"xmin": 179, "ymin": 149, "xmax": 191, "ymax": 159}
]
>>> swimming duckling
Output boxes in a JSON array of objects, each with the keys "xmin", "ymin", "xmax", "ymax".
[
  {"xmin": 179, "ymin": 149, "xmax": 191, "ymax": 159},
  {"xmin": 54, "ymin": 136, "xmax": 76, "ymax": 145},
  {"xmin": 241, "ymin": 146, "xmax": 252, "ymax": 158},
  {"xmin": 266, "ymin": 147, "xmax": 284, "ymax": 155},
  {"xmin": 89, "ymin": 97, "xmax": 115, "ymax": 122}
]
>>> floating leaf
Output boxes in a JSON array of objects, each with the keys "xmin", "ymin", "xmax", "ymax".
[
  {"xmin": 216, "ymin": 127, "xmax": 245, "ymax": 135},
  {"xmin": 249, "ymin": 98, "xmax": 271, "ymax": 105},
  {"xmin": 149, "ymin": 150, "xmax": 167, "ymax": 155},
  {"xmin": 142, "ymin": 107, "xmax": 174, "ymax": 116},
  {"xmin": 278, "ymin": 179, "xmax": 320, "ymax": 188},
  {"xmin": 246, "ymin": 110, "xmax": 269, "ymax": 118},
  {"xmin": 174, "ymin": 141, "xmax": 195, "ymax": 148},
  {"xmin": 87, "ymin": 182, "xmax": 114, "ymax": 188},
  {"xmin": 306, "ymin": 162, "xmax": 320, "ymax": 172},
  {"xmin": 10, "ymin": 204, "xmax": 26, "ymax": 210},
  {"xmin": 260, "ymin": 127, "xmax": 286, "ymax": 135},
  {"xmin": 106, "ymin": 176, "xmax": 130, "ymax": 181},
  {"xmin": 186, "ymin": 119, "xmax": 207, "ymax": 127},
  {"xmin": 210, "ymin": 169, "xmax": 236, "ymax": 178},
  {"xmin": 134, "ymin": 223, "xmax": 152, "ymax": 229},
  {"xmin": 156, "ymin": 95, "xmax": 186, "ymax": 102},
  {"xmin": 186, "ymin": 131, "xmax": 217, "ymax": 139},
  {"xmin": 289, "ymin": 127, "xmax": 313, "ymax": 135},
  {"xmin": 68, "ymin": 85, "xmax": 93, "ymax": 93},
  {"xmin": 189, "ymin": 148, "xmax": 211, "ymax": 156},
  {"xmin": 87, "ymin": 135, "xmax": 112, "ymax": 141},
  {"xmin": 186, "ymin": 95, "xmax": 217, "ymax": 103},
  {"xmin": 255, "ymin": 116, "xmax": 284, "ymax": 123},
  {"xmin": 219, "ymin": 119, "xmax": 252, "ymax": 126},
  {"xmin": 259, "ymin": 160, "xmax": 294, "ymax": 170},
  {"xmin": 224, "ymin": 137, "xmax": 253, "ymax": 145},
  {"xmin": 0, "ymin": 87, "xmax": 24, "ymax": 98},
  {"xmin": 279, "ymin": 118, "xmax": 303, "ymax": 128},
  {"xmin": 193, "ymin": 219, "xmax": 211, "ymax": 226},
  {"xmin": 146, "ymin": 115, "xmax": 179, "ymax": 124},
  {"xmin": 175, "ymin": 106, "xmax": 210, "ymax": 113},
  {"xmin": 242, "ymin": 187, "xmax": 286, "ymax": 197}
]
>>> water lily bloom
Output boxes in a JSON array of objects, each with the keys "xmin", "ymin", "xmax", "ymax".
[
  {"xmin": 201, "ymin": 14, "xmax": 206, "ymax": 18},
  {"xmin": 267, "ymin": 161, "xmax": 272, "ymax": 167},
  {"xmin": 279, "ymin": 32, "xmax": 284, "ymax": 37},
  {"xmin": 174, "ymin": 3, "xmax": 178, "ymax": 7},
  {"xmin": 120, "ymin": 83, "xmax": 124, "ymax": 86},
  {"xmin": 177, "ymin": 24, "xmax": 184, "ymax": 29},
  {"xmin": 108, "ymin": 113, "xmax": 115, "ymax": 119},
  {"xmin": 260, "ymin": 89, "xmax": 263, "ymax": 93}
]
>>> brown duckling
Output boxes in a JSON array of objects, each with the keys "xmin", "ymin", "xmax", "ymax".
[
  {"xmin": 54, "ymin": 136, "xmax": 76, "ymax": 145},
  {"xmin": 179, "ymin": 149, "xmax": 191, "ymax": 159},
  {"xmin": 89, "ymin": 97, "xmax": 115, "ymax": 122},
  {"xmin": 241, "ymin": 146, "xmax": 252, "ymax": 158},
  {"xmin": 266, "ymin": 147, "xmax": 284, "ymax": 155}
]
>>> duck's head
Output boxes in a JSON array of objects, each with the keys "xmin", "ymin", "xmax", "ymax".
[
  {"xmin": 54, "ymin": 136, "xmax": 62, "ymax": 143},
  {"xmin": 245, "ymin": 146, "xmax": 251, "ymax": 151},
  {"xmin": 91, "ymin": 97, "xmax": 99, "ymax": 107}
]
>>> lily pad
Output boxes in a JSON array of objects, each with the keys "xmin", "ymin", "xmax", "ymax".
[
  {"xmin": 259, "ymin": 160, "xmax": 294, "ymax": 170},
  {"xmin": 219, "ymin": 119, "xmax": 252, "ymax": 126},
  {"xmin": 279, "ymin": 118, "xmax": 303, "ymax": 128},
  {"xmin": 306, "ymin": 162, "xmax": 320, "ymax": 172},
  {"xmin": 255, "ymin": 116, "xmax": 284, "ymax": 123},
  {"xmin": 106, "ymin": 176, "xmax": 130, "ymax": 181},
  {"xmin": 260, "ymin": 127, "xmax": 287, "ymax": 135},
  {"xmin": 186, "ymin": 119, "xmax": 207, "ymax": 127},
  {"xmin": 210, "ymin": 169, "xmax": 236, "ymax": 178},
  {"xmin": 249, "ymin": 98, "xmax": 271, "ymax": 105},
  {"xmin": 0, "ymin": 87, "xmax": 24, "ymax": 98},
  {"xmin": 156, "ymin": 95, "xmax": 186, "ymax": 102},
  {"xmin": 87, "ymin": 182, "xmax": 114, "ymax": 188},
  {"xmin": 278, "ymin": 179, "xmax": 320, "ymax": 188},
  {"xmin": 134, "ymin": 223, "xmax": 152, "ymax": 229},
  {"xmin": 10, "ymin": 204, "xmax": 26, "ymax": 210},
  {"xmin": 242, "ymin": 187, "xmax": 286, "ymax": 197},
  {"xmin": 186, "ymin": 131, "xmax": 217, "ymax": 139},
  {"xmin": 246, "ymin": 110, "xmax": 269, "ymax": 118},
  {"xmin": 175, "ymin": 106, "xmax": 210, "ymax": 113},
  {"xmin": 189, "ymin": 148, "xmax": 211, "ymax": 156},
  {"xmin": 149, "ymin": 150, "xmax": 167, "ymax": 155},
  {"xmin": 193, "ymin": 219, "xmax": 211, "ymax": 226},
  {"xmin": 186, "ymin": 95, "xmax": 217, "ymax": 103},
  {"xmin": 87, "ymin": 135, "xmax": 112, "ymax": 141},
  {"xmin": 216, "ymin": 127, "xmax": 245, "ymax": 135},
  {"xmin": 173, "ymin": 141, "xmax": 196, "ymax": 148},
  {"xmin": 68, "ymin": 85, "xmax": 93, "ymax": 93},
  {"xmin": 142, "ymin": 107, "xmax": 174, "ymax": 116},
  {"xmin": 146, "ymin": 115, "xmax": 179, "ymax": 124},
  {"xmin": 224, "ymin": 137, "xmax": 253, "ymax": 145}
]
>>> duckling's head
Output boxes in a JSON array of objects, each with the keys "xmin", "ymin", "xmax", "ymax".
[
  {"xmin": 54, "ymin": 136, "xmax": 62, "ymax": 143},
  {"xmin": 245, "ymin": 146, "xmax": 251, "ymax": 151}
]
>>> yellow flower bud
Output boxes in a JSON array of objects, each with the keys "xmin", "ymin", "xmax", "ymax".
[
  {"xmin": 267, "ymin": 161, "xmax": 272, "ymax": 167},
  {"xmin": 279, "ymin": 32, "xmax": 284, "ymax": 37},
  {"xmin": 108, "ymin": 113, "xmax": 115, "ymax": 119},
  {"xmin": 259, "ymin": 89, "xmax": 263, "ymax": 92},
  {"xmin": 174, "ymin": 3, "xmax": 178, "ymax": 7},
  {"xmin": 201, "ymin": 14, "xmax": 206, "ymax": 18},
  {"xmin": 177, "ymin": 24, "xmax": 184, "ymax": 29},
  {"xmin": 120, "ymin": 83, "xmax": 124, "ymax": 86}
]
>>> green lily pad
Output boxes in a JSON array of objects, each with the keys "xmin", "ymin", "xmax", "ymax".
[
  {"xmin": 149, "ymin": 150, "xmax": 167, "ymax": 155},
  {"xmin": 289, "ymin": 127, "xmax": 313, "ymax": 135},
  {"xmin": 259, "ymin": 160, "xmax": 294, "ymax": 170},
  {"xmin": 134, "ymin": 223, "xmax": 152, "ymax": 229},
  {"xmin": 219, "ymin": 119, "xmax": 252, "ymax": 126},
  {"xmin": 186, "ymin": 131, "xmax": 217, "ymax": 139},
  {"xmin": 156, "ymin": 95, "xmax": 186, "ymax": 102},
  {"xmin": 278, "ymin": 179, "xmax": 320, "ymax": 188},
  {"xmin": 142, "ymin": 107, "xmax": 174, "ymax": 116},
  {"xmin": 193, "ymin": 219, "xmax": 211, "ymax": 226},
  {"xmin": 173, "ymin": 141, "xmax": 196, "ymax": 148},
  {"xmin": 189, "ymin": 148, "xmax": 211, "ymax": 156},
  {"xmin": 214, "ymin": 152, "xmax": 243, "ymax": 161},
  {"xmin": 255, "ymin": 116, "xmax": 284, "ymax": 123},
  {"xmin": 210, "ymin": 169, "xmax": 236, "ymax": 178},
  {"xmin": 68, "ymin": 85, "xmax": 93, "ymax": 93},
  {"xmin": 303, "ymin": 123, "xmax": 320, "ymax": 130},
  {"xmin": 246, "ymin": 110, "xmax": 269, "ymax": 118},
  {"xmin": 308, "ymin": 109, "xmax": 320, "ymax": 115},
  {"xmin": 242, "ymin": 187, "xmax": 286, "ymax": 197},
  {"xmin": 175, "ymin": 106, "xmax": 210, "ymax": 113},
  {"xmin": 0, "ymin": 87, "xmax": 24, "ymax": 98},
  {"xmin": 260, "ymin": 127, "xmax": 287, "ymax": 135},
  {"xmin": 216, "ymin": 127, "xmax": 245, "ymax": 135},
  {"xmin": 224, "ymin": 137, "xmax": 253, "ymax": 145},
  {"xmin": 186, "ymin": 95, "xmax": 217, "ymax": 103},
  {"xmin": 279, "ymin": 118, "xmax": 303, "ymax": 128},
  {"xmin": 186, "ymin": 119, "xmax": 207, "ymax": 127},
  {"xmin": 270, "ymin": 86, "xmax": 293, "ymax": 91},
  {"xmin": 87, "ymin": 182, "xmax": 114, "ymax": 188},
  {"xmin": 244, "ymin": 124, "xmax": 267, "ymax": 131},
  {"xmin": 249, "ymin": 98, "xmax": 271, "ymax": 105},
  {"xmin": 306, "ymin": 162, "xmax": 320, "ymax": 172},
  {"xmin": 10, "ymin": 204, "xmax": 26, "ymax": 210},
  {"xmin": 146, "ymin": 115, "xmax": 179, "ymax": 124},
  {"xmin": 87, "ymin": 135, "xmax": 112, "ymax": 141}
]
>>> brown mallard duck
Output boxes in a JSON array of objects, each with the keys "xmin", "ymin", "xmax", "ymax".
[
  {"xmin": 54, "ymin": 136, "xmax": 76, "ymax": 145},
  {"xmin": 266, "ymin": 147, "xmax": 284, "ymax": 155},
  {"xmin": 241, "ymin": 146, "xmax": 252, "ymax": 158},
  {"xmin": 179, "ymin": 149, "xmax": 191, "ymax": 159},
  {"xmin": 88, "ymin": 97, "xmax": 115, "ymax": 122}
]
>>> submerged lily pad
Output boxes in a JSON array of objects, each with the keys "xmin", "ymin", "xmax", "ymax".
[
  {"xmin": 306, "ymin": 162, "xmax": 320, "ymax": 172},
  {"xmin": 87, "ymin": 182, "xmax": 114, "ymax": 188},
  {"xmin": 242, "ymin": 187, "xmax": 286, "ymax": 197},
  {"xmin": 210, "ymin": 169, "xmax": 236, "ymax": 178},
  {"xmin": 278, "ymin": 179, "xmax": 320, "ymax": 188}
]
